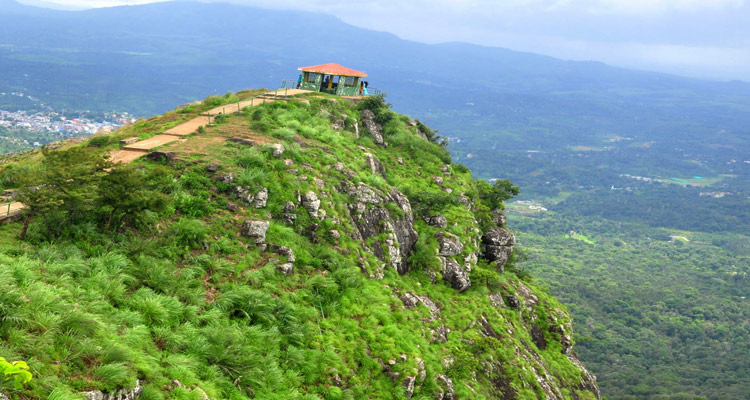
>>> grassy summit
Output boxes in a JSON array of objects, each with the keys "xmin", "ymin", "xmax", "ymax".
[{"xmin": 0, "ymin": 92, "xmax": 599, "ymax": 399}]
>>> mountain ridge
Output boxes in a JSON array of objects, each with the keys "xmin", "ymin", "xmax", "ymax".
[{"xmin": 0, "ymin": 90, "xmax": 601, "ymax": 399}]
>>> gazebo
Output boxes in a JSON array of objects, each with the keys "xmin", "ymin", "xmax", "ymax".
[{"xmin": 297, "ymin": 63, "xmax": 368, "ymax": 96}]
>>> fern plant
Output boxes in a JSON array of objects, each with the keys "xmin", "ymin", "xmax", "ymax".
[{"xmin": 0, "ymin": 357, "xmax": 32, "ymax": 389}]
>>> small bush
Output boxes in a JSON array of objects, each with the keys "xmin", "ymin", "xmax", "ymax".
[
  {"xmin": 87, "ymin": 135, "xmax": 111, "ymax": 148},
  {"xmin": 175, "ymin": 192, "xmax": 210, "ymax": 217},
  {"xmin": 203, "ymin": 96, "xmax": 224, "ymax": 108},
  {"xmin": 237, "ymin": 148, "xmax": 266, "ymax": 168},
  {"xmin": 453, "ymin": 163, "xmax": 470, "ymax": 174},
  {"xmin": 94, "ymin": 363, "xmax": 134, "ymax": 391},
  {"xmin": 170, "ymin": 218, "xmax": 208, "ymax": 249},
  {"xmin": 236, "ymin": 168, "xmax": 267, "ymax": 187},
  {"xmin": 272, "ymin": 127, "xmax": 297, "ymax": 140}
]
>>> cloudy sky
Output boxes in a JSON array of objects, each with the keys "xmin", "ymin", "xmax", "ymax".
[{"xmin": 18, "ymin": 0, "xmax": 750, "ymax": 81}]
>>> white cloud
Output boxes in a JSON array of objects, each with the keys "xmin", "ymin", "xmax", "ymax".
[
  {"xmin": 23, "ymin": 0, "xmax": 748, "ymax": 15},
  {"xmin": 590, "ymin": 0, "xmax": 745, "ymax": 14}
]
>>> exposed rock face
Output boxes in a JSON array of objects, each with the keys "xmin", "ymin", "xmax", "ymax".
[
  {"xmin": 252, "ymin": 187, "xmax": 268, "ymax": 208},
  {"xmin": 491, "ymin": 209, "xmax": 506, "ymax": 226},
  {"xmin": 488, "ymin": 293, "xmax": 506, "ymax": 308},
  {"xmin": 365, "ymin": 153, "xmax": 386, "ymax": 176},
  {"xmin": 435, "ymin": 231, "xmax": 463, "ymax": 256},
  {"xmin": 481, "ymin": 227, "xmax": 514, "ymax": 267},
  {"xmin": 360, "ymin": 109, "xmax": 384, "ymax": 145},
  {"xmin": 568, "ymin": 355, "xmax": 602, "ymax": 400},
  {"xmin": 214, "ymin": 173, "xmax": 234, "ymax": 184},
  {"xmin": 427, "ymin": 215, "xmax": 448, "ymax": 228},
  {"xmin": 240, "ymin": 220, "xmax": 269, "ymax": 244},
  {"xmin": 145, "ymin": 151, "xmax": 179, "ymax": 162},
  {"xmin": 269, "ymin": 244, "xmax": 295, "ymax": 262},
  {"xmin": 277, "ymin": 263, "xmax": 294, "ymax": 275},
  {"xmin": 0, "ymin": 392, "xmax": 9, "ymax": 400},
  {"xmin": 269, "ymin": 143, "xmax": 285, "ymax": 157},
  {"xmin": 83, "ymin": 380, "xmax": 143, "ymax": 400},
  {"xmin": 206, "ymin": 162, "xmax": 220, "ymax": 173},
  {"xmin": 301, "ymin": 191, "xmax": 323, "ymax": 218},
  {"xmin": 345, "ymin": 184, "xmax": 417, "ymax": 274},
  {"xmin": 232, "ymin": 186, "xmax": 267, "ymax": 208},
  {"xmin": 440, "ymin": 257, "xmax": 471, "ymax": 292},
  {"xmin": 280, "ymin": 201, "xmax": 297, "ymax": 225},
  {"xmin": 228, "ymin": 137, "xmax": 257, "ymax": 146},
  {"xmin": 435, "ymin": 375, "xmax": 455, "ymax": 400},
  {"xmin": 400, "ymin": 292, "xmax": 420, "ymax": 309}
]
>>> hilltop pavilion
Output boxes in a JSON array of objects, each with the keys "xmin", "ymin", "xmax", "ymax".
[{"xmin": 297, "ymin": 63, "xmax": 368, "ymax": 97}]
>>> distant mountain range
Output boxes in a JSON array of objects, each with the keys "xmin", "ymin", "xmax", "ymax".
[
  {"xmin": 2, "ymin": 0, "xmax": 748, "ymax": 114},
  {"xmin": 1, "ymin": 0, "xmax": 749, "ymax": 172}
]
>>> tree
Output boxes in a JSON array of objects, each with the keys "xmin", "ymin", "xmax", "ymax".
[
  {"xmin": 96, "ymin": 164, "xmax": 170, "ymax": 231},
  {"xmin": 477, "ymin": 179, "xmax": 520, "ymax": 210},
  {"xmin": 15, "ymin": 147, "xmax": 111, "ymax": 239}
]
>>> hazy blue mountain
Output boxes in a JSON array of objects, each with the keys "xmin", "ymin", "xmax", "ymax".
[{"xmin": 2, "ymin": 0, "xmax": 748, "ymax": 115}]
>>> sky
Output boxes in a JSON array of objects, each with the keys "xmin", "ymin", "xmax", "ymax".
[{"xmin": 17, "ymin": 0, "xmax": 750, "ymax": 81}]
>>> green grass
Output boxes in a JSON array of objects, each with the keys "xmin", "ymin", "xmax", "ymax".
[{"xmin": 0, "ymin": 93, "xmax": 598, "ymax": 399}]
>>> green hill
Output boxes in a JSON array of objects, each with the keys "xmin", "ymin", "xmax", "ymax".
[{"xmin": 0, "ymin": 92, "xmax": 600, "ymax": 399}]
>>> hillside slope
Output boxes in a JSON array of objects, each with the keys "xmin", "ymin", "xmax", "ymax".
[{"xmin": 0, "ymin": 92, "xmax": 600, "ymax": 399}]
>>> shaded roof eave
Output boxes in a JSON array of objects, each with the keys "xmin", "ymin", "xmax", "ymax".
[{"xmin": 298, "ymin": 62, "xmax": 368, "ymax": 77}]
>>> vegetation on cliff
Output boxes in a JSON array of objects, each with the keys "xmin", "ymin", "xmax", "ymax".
[{"xmin": 0, "ymin": 92, "xmax": 598, "ymax": 399}]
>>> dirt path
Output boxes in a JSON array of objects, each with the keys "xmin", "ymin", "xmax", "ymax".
[
  {"xmin": 109, "ymin": 149, "xmax": 149, "ymax": 164},
  {"xmin": 5, "ymin": 89, "xmax": 312, "ymax": 218},
  {"xmin": 164, "ymin": 116, "xmax": 210, "ymax": 136},
  {"xmin": 0, "ymin": 202, "xmax": 25, "ymax": 221},
  {"xmin": 205, "ymin": 89, "xmax": 312, "ymax": 116},
  {"xmin": 123, "ymin": 134, "xmax": 181, "ymax": 151}
]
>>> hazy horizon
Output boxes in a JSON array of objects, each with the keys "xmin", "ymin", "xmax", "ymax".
[{"xmin": 13, "ymin": 0, "xmax": 750, "ymax": 83}]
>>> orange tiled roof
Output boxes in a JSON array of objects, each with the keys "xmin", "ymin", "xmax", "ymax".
[{"xmin": 298, "ymin": 63, "xmax": 367, "ymax": 77}]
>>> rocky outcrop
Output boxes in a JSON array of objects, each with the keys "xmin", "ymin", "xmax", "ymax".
[
  {"xmin": 365, "ymin": 153, "xmax": 386, "ymax": 176},
  {"xmin": 427, "ymin": 215, "xmax": 448, "ymax": 228},
  {"xmin": 435, "ymin": 375, "xmax": 455, "ymax": 400},
  {"xmin": 331, "ymin": 119, "xmax": 345, "ymax": 130},
  {"xmin": 360, "ymin": 110, "xmax": 384, "ymax": 145},
  {"xmin": 84, "ymin": 380, "xmax": 143, "ymax": 400},
  {"xmin": 145, "ymin": 151, "xmax": 179, "ymax": 162},
  {"xmin": 345, "ymin": 184, "xmax": 418, "ymax": 274},
  {"xmin": 232, "ymin": 186, "xmax": 267, "ymax": 208},
  {"xmin": 214, "ymin": 173, "xmax": 234, "ymax": 184},
  {"xmin": 240, "ymin": 220, "xmax": 269, "ymax": 244},
  {"xmin": 301, "ymin": 191, "xmax": 324, "ymax": 219},
  {"xmin": 206, "ymin": 162, "xmax": 220, "ymax": 173},
  {"xmin": 269, "ymin": 143, "xmax": 285, "ymax": 157},
  {"xmin": 435, "ymin": 231, "xmax": 463, "ymax": 256},
  {"xmin": 440, "ymin": 257, "xmax": 471, "ymax": 292},
  {"xmin": 228, "ymin": 137, "xmax": 257, "ymax": 146},
  {"xmin": 491, "ymin": 208, "xmax": 506, "ymax": 226},
  {"xmin": 277, "ymin": 263, "xmax": 294, "ymax": 275},
  {"xmin": 568, "ymin": 355, "xmax": 602, "ymax": 400},
  {"xmin": 280, "ymin": 201, "xmax": 297, "ymax": 225},
  {"xmin": 481, "ymin": 227, "xmax": 514, "ymax": 267}
]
